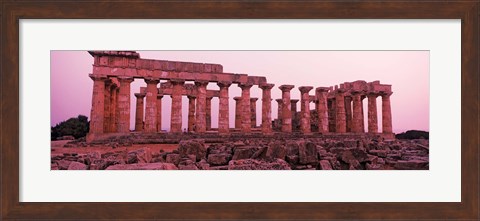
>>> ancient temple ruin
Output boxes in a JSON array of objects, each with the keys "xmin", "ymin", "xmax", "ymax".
[{"xmin": 86, "ymin": 51, "xmax": 393, "ymax": 142}]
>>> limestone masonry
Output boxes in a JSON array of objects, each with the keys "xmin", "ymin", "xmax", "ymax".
[{"xmin": 86, "ymin": 51, "xmax": 393, "ymax": 142}]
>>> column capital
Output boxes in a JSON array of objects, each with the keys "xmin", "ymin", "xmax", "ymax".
[
  {"xmin": 380, "ymin": 91, "xmax": 393, "ymax": 98},
  {"xmin": 367, "ymin": 92, "xmax": 379, "ymax": 98},
  {"xmin": 187, "ymin": 95, "xmax": 197, "ymax": 100},
  {"xmin": 194, "ymin": 80, "xmax": 209, "ymax": 87},
  {"xmin": 315, "ymin": 87, "xmax": 330, "ymax": 93},
  {"xmin": 170, "ymin": 79, "xmax": 185, "ymax": 85},
  {"xmin": 290, "ymin": 99, "xmax": 299, "ymax": 104},
  {"xmin": 217, "ymin": 81, "xmax": 232, "ymax": 88},
  {"xmin": 259, "ymin": 83, "xmax": 275, "ymax": 90},
  {"xmin": 238, "ymin": 83, "xmax": 253, "ymax": 90},
  {"xmin": 299, "ymin": 86, "xmax": 313, "ymax": 93},
  {"xmin": 279, "ymin": 84, "xmax": 294, "ymax": 92},
  {"xmin": 117, "ymin": 76, "xmax": 134, "ymax": 84},
  {"xmin": 157, "ymin": 94, "xmax": 164, "ymax": 99},
  {"xmin": 206, "ymin": 96, "xmax": 213, "ymax": 101},
  {"xmin": 144, "ymin": 78, "xmax": 160, "ymax": 84},
  {"xmin": 275, "ymin": 98, "xmax": 283, "ymax": 103},
  {"xmin": 233, "ymin": 96, "xmax": 242, "ymax": 101},
  {"xmin": 134, "ymin": 93, "xmax": 145, "ymax": 98},
  {"xmin": 250, "ymin": 97, "xmax": 258, "ymax": 102},
  {"xmin": 89, "ymin": 74, "xmax": 107, "ymax": 81}
]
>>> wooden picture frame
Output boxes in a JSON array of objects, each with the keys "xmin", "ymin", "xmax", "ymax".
[{"xmin": 1, "ymin": 1, "xmax": 478, "ymax": 220}]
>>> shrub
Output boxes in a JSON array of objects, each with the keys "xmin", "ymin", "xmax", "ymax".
[{"xmin": 51, "ymin": 115, "xmax": 89, "ymax": 140}]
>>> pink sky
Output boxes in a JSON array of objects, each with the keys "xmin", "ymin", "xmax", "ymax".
[{"xmin": 51, "ymin": 51, "xmax": 429, "ymax": 133}]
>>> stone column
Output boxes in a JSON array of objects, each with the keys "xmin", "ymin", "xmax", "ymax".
[
  {"xmin": 315, "ymin": 87, "xmax": 329, "ymax": 133},
  {"xmin": 290, "ymin": 99, "xmax": 299, "ymax": 114},
  {"xmin": 110, "ymin": 87, "xmax": 119, "ymax": 133},
  {"xmin": 250, "ymin": 98, "xmax": 258, "ymax": 128},
  {"xmin": 88, "ymin": 75, "xmax": 107, "ymax": 138},
  {"xmin": 233, "ymin": 97, "xmax": 242, "ymax": 129},
  {"xmin": 290, "ymin": 99, "xmax": 299, "ymax": 131},
  {"xmin": 103, "ymin": 81, "xmax": 112, "ymax": 133},
  {"xmin": 134, "ymin": 93, "xmax": 145, "ymax": 131},
  {"xmin": 217, "ymin": 81, "xmax": 232, "ymax": 134},
  {"xmin": 239, "ymin": 83, "xmax": 253, "ymax": 133},
  {"xmin": 187, "ymin": 95, "xmax": 196, "ymax": 132},
  {"xmin": 279, "ymin": 85, "xmax": 294, "ymax": 133},
  {"xmin": 144, "ymin": 78, "xmax": 159, "ymax": 132},
  {"xmin": 170, "ymin": 79, "xmax": 185, "ymax": 133},
  {"xmin": 345, "ymin": 96, "xmax": 353, "ymax": 132},
  {"xmin": 351, "ymin": 92, "xmax": 363, "ymax": 133},
  {"xmin": 206, "ymin": 96, "xmax": 213, "ymax": 130},
  {"xmin": 335, "ymin": 90, "xmax": 347, "ymax": 133},
  {"xmin": 117, "ymin": 77, "xmax": 134, "ymax": 133},
  {"xmin": 156, "ymin": 94, "xmax": 163, "ymax": 132},
  {"xmin": 275, "ymin": 99, "xmax": 283, "ymax": 121},
  {"xmin": 195, "ymin": 80, "xmax": 208, "ymax": 133},
  {"xmin": 299, "ymin": 86, "xmax": 313, "ymax": 134},
  {"xmin": 382, "ymin": 92, "xmax": 393, "ymax": 134},
  {"xmin": 260, "ymin": 83, "xmax": 275, "ymax": 134},
  {"xmin": 367, "ymin": 93, "xmax": 378, "ymax": 133},
  {"xmin": 328, "ymin": 98, "xmax": 336, "ymax": 132}
]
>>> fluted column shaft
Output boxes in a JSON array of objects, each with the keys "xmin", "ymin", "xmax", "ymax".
[
  {"xmin": 351, "ymin": 93, "xmax": 363, "ymax": 133},
  {"xmin": 234, "ymin": 97, "xmax": 242, "ymax": 129},
  {"xmin": 217, "ymin": 82, "xmax": 232, "ymax": 134},
  {"xmin": 170, "ymin": 80, "xmax": 185, "ymax": 133},
  {"xmin": 195, "ymin": 81, "xmax": 208, "ymax": 133},
  {"xmin": 276, "ymin": 99, "xmax": 283, "ymax": 121},
  {"xmin": 206, "ymin": 97, "xmax": 213, "ymax": 130},
  {"xmin": 315, "ymin": 87, "xmax": 329, "ymax": 133},
  {"xmin": 156, "ymin": 94, "xmax": 163, "ymax": 132},
  {"xmin": 187, "ymin": 95, "xmax": 196, "ymax": 132},
  {"xmin": 239, "ymin": 83, "xmax": 253, "ymax": 133},
  {"xmin": 89, "ymin": 75, "xmax": 107, "ymax": 135},
  {"xmin": 117, "ymin": 77, "xmax": 134, "ymax": 133},
  {"xmin": 367, "ymin": 93, "xmax": 378, "ymax": 133},
  {"xmin": 299, "ymin": 86, "xmax": 313, "ymax": 134},
  {"xmin": 144, "ymin": 79, "xmax": 159, "ymax": 132},
  {"xmin": 134, "ymin": 93, "xmax": 145, "ymax": 131},
  {"xmin": 382, "ymin": 93, "xmax": 393, "ymax": 134},
  {"xmin": 361, "ymin": 96, "xmax": 366, "ymax": 132},
  {"xmin": 279, "ymin": 85, "xmax": 294, "ymax": 132},
  {"xmin": 260, "ymin": 83, "xmax": 275, "ymax": 134},
  {"xmin": 345, "ymin": 96, "xmax": 353, "ymax": 132},
  {"xmin": 250, "ymin": 98, "xmax": 258, "ymax": 127},
  {"xmin": 335, "ymin": 90, "xmax": 347, "ymax": 133},
  {"xmin": 110, "ymin": 87, "xmax": 118, "ymax": 132},
  {"xmin": 103, "ymin": 81, "xmax": 112, "ymax": 132}
]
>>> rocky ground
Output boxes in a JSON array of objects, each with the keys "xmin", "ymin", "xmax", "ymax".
[{"xmin": 51, "ymin": 137, "xmax": 428, "ymax": 170}]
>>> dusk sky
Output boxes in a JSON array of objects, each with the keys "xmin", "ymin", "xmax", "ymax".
[{"xmin": 51, "ymin": 51, "xmax": 429, "ymax": 133}]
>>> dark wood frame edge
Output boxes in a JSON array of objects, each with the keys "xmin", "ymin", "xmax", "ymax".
[{"xmin": 1, "ymin": 1, "xmax": 478, "ymax": 220}]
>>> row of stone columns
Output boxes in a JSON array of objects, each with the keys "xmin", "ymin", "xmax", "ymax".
[
  {"xmin": 274, "ymin": 85, "xmax": 392, "ymax": 135},
  {"xmin": 132, "ymin": 79, "xmax": 275, "ymax": 134}
]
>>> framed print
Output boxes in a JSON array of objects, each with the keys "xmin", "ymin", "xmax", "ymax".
[{"xmin": 1, "ymin": 1, "xmax": 478, "ymax": 220}]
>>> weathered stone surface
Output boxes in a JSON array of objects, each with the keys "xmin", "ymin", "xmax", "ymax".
[
  {"xmin": 127, "ymin": 148, "xmax": 152, "ymax": 164},
  {"xmin": 57, "ymin": 160, "xmax": 73, "ymax": 170},
  {"xmin": 319, "ymin": 160, "xmax": 333, "ymax": 170},
  {"xmin": 228, "ymin": 159, "xmax": 291, "ymax": 170},
  {"xmin": 394, "ymin": 160, "xmax": 428, "ymax": 170},
  {"xmin": 232, "ymin": 146, "xmax": 257, "ymax": 160},
  {"xmin": 207, "ymin": 154, "xmax": 232, "ymax": 166},
  {"xmin": 67, "ymin": 161, "xmax": 88, "ymax": 170},
  {"xmin": 299, "ymin": 141, "xmax": 318, "ymax": 165},
  {"xmin": 266, "ymin": 142, "xmax": 286, "ymax": 160},
  {"xmin": 165, "ymin": 154, "xmax": 180, "ymax": 165},
  {"xmin": 178, "ymin": 139, "xmax": 206, "ymax": 161},
  {"xmin": 106, "ymin": 163, "xmax": 178, "ymax": 170}
]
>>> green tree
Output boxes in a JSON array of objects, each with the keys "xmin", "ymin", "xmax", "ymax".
[{"xmin": 51, "ymin": 115, "xmax": 90, "ymax": 140}]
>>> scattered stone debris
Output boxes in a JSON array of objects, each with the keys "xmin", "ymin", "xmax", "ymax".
[{"xmin": 51, "ymin": 138, "xmax": 428, "ymax": 170}]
